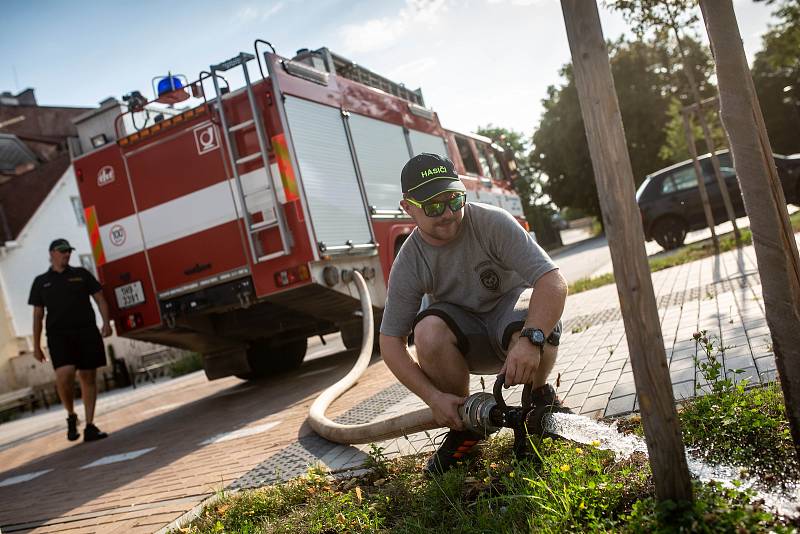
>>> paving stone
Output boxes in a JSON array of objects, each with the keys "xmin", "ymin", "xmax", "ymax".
[{"xmin": 604, "ymin": 394, "xmax": 636, "ymax": 417}]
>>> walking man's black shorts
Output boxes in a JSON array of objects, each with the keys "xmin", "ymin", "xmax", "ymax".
[{"xmin": 47, "ymin": 327, "xmax": 106, "ymax": 370}]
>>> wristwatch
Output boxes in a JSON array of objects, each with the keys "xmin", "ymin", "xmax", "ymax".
[{"xmin": 521, "ymin": 327, "xmax": 546, "ymax": 348}]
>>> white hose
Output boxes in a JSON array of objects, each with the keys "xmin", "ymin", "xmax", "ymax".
[{"xmin": 308, "ymin": 269, "xmax": 438, "ymax": 444}]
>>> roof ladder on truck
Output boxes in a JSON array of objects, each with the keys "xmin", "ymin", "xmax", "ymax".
[{"xmin": 209, "ymin": 52, "xmax": 292, "ymax": 263}]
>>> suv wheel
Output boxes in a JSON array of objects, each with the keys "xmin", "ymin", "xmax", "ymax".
[{"xmin": 652, "ymin": 216, "xmax": 687, "ymax": 251}]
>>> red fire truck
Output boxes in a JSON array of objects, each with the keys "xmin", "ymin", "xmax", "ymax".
[{"xmin": 70, "ymin": 44, "xmax": 526, "ymax": 381}]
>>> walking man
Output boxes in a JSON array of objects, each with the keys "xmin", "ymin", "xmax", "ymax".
[
  {"xmin": 379, "ymin": 153, "xmax": 568, "ymax": 475},
  {"xmin": 29, "ymin": 239, "xmax": 112, "ymax": 442}
]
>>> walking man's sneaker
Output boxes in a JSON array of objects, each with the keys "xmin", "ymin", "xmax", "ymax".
[
  {"xmin": 83, "ymin": 423, "xmax": 108, "ymax": 442},
  {"xmin": 67, "ymin": 413, "xmax": 80, "ymax": 441},
  {"xmin": 424, "ymin": 429, "xmax": 484, "ymax": 476}
]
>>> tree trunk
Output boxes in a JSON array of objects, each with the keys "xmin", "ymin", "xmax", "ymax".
[
  {"xmin": 672, "ymin": 21, "xmax": 741, "ymax": 245},
  {"xmin": 700, "ymin": 0, "xmax": 800, "ymax": 459},
  {"xmin": 682, "ymin": 110, "xmax": 719, "ymax": 253},
  {"xmin": 560, "ymin": 0, "xmax": 693, "ymax": 503}
]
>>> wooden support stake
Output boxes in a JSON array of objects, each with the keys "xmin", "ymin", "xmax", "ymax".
[
  {"xmin": 700, "ymin": 0, "xmax": 800, "ymax": 459},
  {"xmin": 560, "ymin": 0, "xmax": 693, "ymax": 503},
  {"xmin": 681, "ymin": 109, "xmax": 719, "ymax": 253}
]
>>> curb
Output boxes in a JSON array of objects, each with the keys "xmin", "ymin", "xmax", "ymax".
[{"xmin": 546, "ymin": 235, "xmax": 601, "ymax": 257}]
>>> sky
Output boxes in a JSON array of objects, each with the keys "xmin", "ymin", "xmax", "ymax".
[{"xmin": 0, "ymin": 0, "xmax": 779, "ymax": 137}]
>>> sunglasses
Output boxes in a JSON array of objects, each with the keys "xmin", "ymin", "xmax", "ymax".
[{"xmin": 406, "ymin": 193, "xmax": 467, "ymax": 217}]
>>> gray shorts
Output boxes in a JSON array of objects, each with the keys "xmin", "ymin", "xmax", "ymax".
[{"xmin": 412, "ymin": 287, "xmax": 562, "ymax": 374}]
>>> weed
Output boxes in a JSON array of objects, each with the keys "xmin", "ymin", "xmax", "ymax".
[
  {"xmin": 681, "ymin": 331, "xmax": 800, "ymax": 484},
  {"xmin": 365, "ymin": 443, "xmax": 390, "ymax": 478}
]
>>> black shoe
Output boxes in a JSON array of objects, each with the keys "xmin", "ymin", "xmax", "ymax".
[
  {"xmin": 67, "ymin": 413, "xmax": 80, "ymax": 441},
  {"xmin": 530, "ymin": 384, "xmax": 567, "ymax": 411},
  {"xmin": 83, "ymin": 424, "xmax": 108, "ymax": 442},
  {"xmin": 424, "ymin": 429, "xmax": 484, "ymax": 476}
]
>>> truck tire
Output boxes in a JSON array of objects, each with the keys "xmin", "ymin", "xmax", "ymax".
[
  {"xmin": 237, "ymin": 337, "xmax": 308, "ymax": 380},
  {"xmin": 652, "ymin": 216, "xmax": 687, "ymax": 251},
  {"xmin": 339, "ymin": 317, "xmax": 382, "ymax": 353}
]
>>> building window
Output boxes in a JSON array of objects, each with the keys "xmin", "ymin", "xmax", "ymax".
[
  {"xmin": 455, "ymin": 136, "xmax": 480, "ymax": 175},
  {"xmin": 79, "ymin": 254, "xmax": 96, "ymax": 277},
  {"xmin": 71, "ymin": 196, "xmax": 85, "ymax": 226}
]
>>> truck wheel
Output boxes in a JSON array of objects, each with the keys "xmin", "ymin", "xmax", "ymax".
[
  {"xmin": 652, "ymin": 216, "xmax": 687, "ymax": 251},
  {"xmin": 237, "ymin": 337, "xmax": 308, "ymax": 380},
  {"xmin": 339, "ymin": 316, "xmax": 382, "ymax": 352}
]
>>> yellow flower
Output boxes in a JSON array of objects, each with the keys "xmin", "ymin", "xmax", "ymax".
[
  {"xmin": 575, "ymin": 448, "xmax": 583, "ymax": 455},
  {"xmin": 590, "ymin": 440, "xmax": 601, "ymax": 447},
  {"xmin": 560, "ymin": 464, "xmax": 571, "ymax": 472},
  {"xmin": 509, "ymin": 471, "xmax": 515, "ymax": 478},
  {"xmin": 579, "ymin": 502, "xmax": 586, "ymax": 510}
]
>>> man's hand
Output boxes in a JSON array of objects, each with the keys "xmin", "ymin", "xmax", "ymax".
[
  {"xmin": 33, "ymin": 346, "xmax": 46, "ymax": 363},
  {"xmin": 427, "ymin": 390, "xmax": 467, "ymax": 431},
  {"xmin": 500, "ymin": 339, "xmax": 541, "ymax": 386},
  {"xmin": 101, "ymin": 323, "xmax": 113, "ymax": 337}
]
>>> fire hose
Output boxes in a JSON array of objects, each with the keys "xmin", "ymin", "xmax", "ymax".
[{"xmin": 308, "ymin": 270, "xmax": 571, "ymax": 448}]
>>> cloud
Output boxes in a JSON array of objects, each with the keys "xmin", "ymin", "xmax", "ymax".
[
  {"xmin": 386, "ymin": 57, "xmax": 438, "ymax": 82},
  {"xmin": 233, "ymin": 2, "xmax": 285, "ymax": 24},
  {"xmin": 338, "ymin": 0, "xmax": 450, "ymax": 55}
]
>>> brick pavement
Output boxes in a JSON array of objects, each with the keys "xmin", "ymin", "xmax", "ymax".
[{"xmin": 0, "ymin": 235, "xmax": 795, "ymax": 533}]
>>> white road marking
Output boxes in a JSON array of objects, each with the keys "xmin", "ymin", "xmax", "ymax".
[
  {"xmin": 142, "ymin": 402, "xmax": 183, "ymax": 415},
  {"xmin": 200, "ymin": 421, "xmax": 281, "ymax": 446},
  {"xmin": 297, "ymin": 365, "xmax": 338, "ymax": 379},
  {"xmin": 80, "ymin": 447, "xmax": 156, "ymax": 469},
  {"xmin": 0, "ymin": 469, "xmax": 53, "ymax": 487}
]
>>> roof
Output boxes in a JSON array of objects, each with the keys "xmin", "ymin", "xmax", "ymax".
[
  {"xmin": 0, "ymin": 152, "xmax": 72, "ymax": 242},
  {"xmin": 0, "ymin": 99, "xmax": 92, "ymax": 242}
]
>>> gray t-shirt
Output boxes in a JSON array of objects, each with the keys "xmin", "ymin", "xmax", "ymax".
[{"xmin": 380, "ymin": 202, "xmax": 558, "ymax": 337}]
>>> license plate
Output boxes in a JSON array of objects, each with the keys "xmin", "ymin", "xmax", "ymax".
[{"xmin": 115, "ymin": 281, "xmax": 145, "ymax": 309}]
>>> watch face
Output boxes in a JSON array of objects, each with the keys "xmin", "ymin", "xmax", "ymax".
[{"xmin": 532, "ymin": 330, "xmax": 545, "ymax": 344}]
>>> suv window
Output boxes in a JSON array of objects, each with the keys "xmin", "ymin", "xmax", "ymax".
[
  {"xmin": 455, "ymin": 136, "xmax": 480, "ymax": 175},
  {"xmin": 660, "ymin": 167, "xmax": 698, "ymax": 194}
]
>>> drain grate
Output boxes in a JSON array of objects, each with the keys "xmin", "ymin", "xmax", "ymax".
[{"xmin": 229, "ymin": 382, "xmax": 412, "ymax": 490}]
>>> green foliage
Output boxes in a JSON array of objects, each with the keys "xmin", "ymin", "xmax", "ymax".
[
  {"xmin": 678, "ymin": 331, "xmax": 800, "ymax": 483},
  {"xmin": 476, "ymin": 125, "xmax": 563, "ymax": 249},
  {"xmin": 659, "ymin": 98, "xmax": 728, "ymax": 163},
  {"xmin": 568, "ymin": 273, "xmax": 616, "ymax": 295},
  {"xmin": 531, "ymin": 35, "xmax": 715, "ymax": 220},
  {"xmin": 169, "ymin": 352, "xmax": 203, "ymax": 377},
  {"xmin": 752, "ymin": 1, "xmax": 800, "ymax": 155},
  {"xmin": 365, "ymin": 443, "xmax": 390, "ymax": 479},
  {"xmin": 625, "ymin": 480, "xmax": 797, "ymax": 533}
]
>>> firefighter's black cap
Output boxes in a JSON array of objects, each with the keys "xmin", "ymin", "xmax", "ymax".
[
  {"xmin": 401, "ymin": 153, "xmax": 465, "ymax": 202},
  {"xmin": 49, "ymin": 238, "xmax": 74, "ymax": 252}
]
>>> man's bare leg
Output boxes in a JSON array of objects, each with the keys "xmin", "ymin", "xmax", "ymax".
[
  {"xmin": 413, "ymin": 315, "xmax": 470, "ymax": 397},
  {"xmin": 77, "ymin": 369, "xmax": 97, "ymax": 425},
  {"xmin": 55, "ymin": 365, "xmax": 76, "ymax": 415}
]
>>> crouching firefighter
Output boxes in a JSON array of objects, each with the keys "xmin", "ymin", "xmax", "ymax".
[{"xmin": 379, "ymin": 153, "xmax": 569, "ymax": 476}]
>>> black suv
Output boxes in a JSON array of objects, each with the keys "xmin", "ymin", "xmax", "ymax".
[{"xmin": 636, "ymin": 150, "xmax": 800, "ymax": 250}]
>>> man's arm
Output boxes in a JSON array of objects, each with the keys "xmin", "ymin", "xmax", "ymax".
[
  {"xmin": 92, "ymin": 291, "xmax": 113, "ymax": 337},
  {"xmin": 380, "ymin": 334, "xmax": 465, "ymax": 430},
  {"xmin": 502, "ymin": 268, "xmax": 568, "ymax": 386},
  {"xmin": 32, "ymin": 306, "xmax": 46, "ymax": 362}
]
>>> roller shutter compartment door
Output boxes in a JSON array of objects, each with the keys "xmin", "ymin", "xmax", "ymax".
[
  {"xmin": 408, "ymin": 130, "xmax": 448, "ymax": 158},
  {"xmin": 283, "ymin": 96, "xmax": 372, "ymax": 249},
  {"xmin": 348, "ymin": 113, "xmax": 409, "ymax": 211}
]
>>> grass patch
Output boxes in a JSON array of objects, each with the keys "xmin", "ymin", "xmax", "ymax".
[
  {"xmin": 680, "ymin": 331, "xmax": 800, "ymax": 484},
  {"xmin": 568, "ymin": 209, "xmax": 800, "ymax": 295},
  {"xmin": 179, "ymin": 330, "xmax": 799, "ymax": 533}
]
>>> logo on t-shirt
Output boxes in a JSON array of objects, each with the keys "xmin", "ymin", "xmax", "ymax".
[{"xmin": 479, "ymin": 268, "xmax": 500, "ymax": 291}]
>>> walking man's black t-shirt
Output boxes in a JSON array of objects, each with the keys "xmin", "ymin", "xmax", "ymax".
[{"xmin": 28, "ymin": 267, "xmax": 102, "ymax": 332}]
